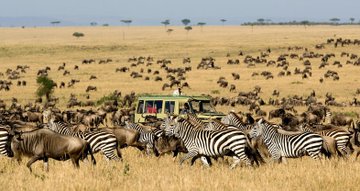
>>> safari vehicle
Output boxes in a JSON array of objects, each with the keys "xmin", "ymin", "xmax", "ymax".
[{"xmin": 134, "ymin": 95, "xmax": 225, "ymax": 123}]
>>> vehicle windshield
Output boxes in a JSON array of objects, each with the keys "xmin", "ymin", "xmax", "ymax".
[{"xmin": 189, "ymin": 100, "xmax": 216, "ymax": 113}]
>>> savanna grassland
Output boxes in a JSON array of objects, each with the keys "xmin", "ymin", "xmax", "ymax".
[{"xmin": 1, "ymin": 26, "xmax": 360, "ymax": 190}]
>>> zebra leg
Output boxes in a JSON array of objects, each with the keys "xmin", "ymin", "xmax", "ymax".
[
  {"xmin": 200, "ymin": 156, "xmax": 212, "ymax": 167},
  {"xmin": 102, "ymin": 147, "xmax": 121, "ymax": 161},
  {"xmin": 271, "ymin": 152, "xmax": 282, "ymax": 164},
  {"xmin": 280, "ymin": 156, "xmax": 287, "ymax": 165},
  {"xmin": 233, "ymin": 147, "xmax": 252, "ymax": 168},
  {"xmin": 145, "ymin": 144, "xmax": 153, "ymax": 155},
  {"xmin": 179, "ymin": 151, "xmax": 198, "ymax": 165},
  {"xmin": 190, "ymin": 156, "xmax": 211, "ymax": 167},
  {"xmin": 307, "ymin": 148, "xmax": 322, "ymax": 160},
  {"xmin": 230, "ymin": 156, "xmax": 241, "ymax": 169}
]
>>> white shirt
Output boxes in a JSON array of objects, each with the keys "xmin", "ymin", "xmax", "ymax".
[{"xmin": 173, "ymin": 89, "xmax": 181, "ymax": 96}]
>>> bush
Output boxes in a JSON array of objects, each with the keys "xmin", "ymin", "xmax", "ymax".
[
  {"xmin": 96, "ymin": 93, "xmax": 120, "ymax": 106},
  {"xmin": 211, "ymin": 90, "xmax": 220, "ymax": 94},
  {"xmin": 36, "ymin": 76, "xmax": 56, "ymax": 101},
  {"xmin": 73, "ymin": 32, "xmax": 85, "ymax": 38}
]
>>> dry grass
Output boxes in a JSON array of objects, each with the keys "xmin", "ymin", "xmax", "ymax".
[
  {"xmin": 1, "ymin": 26, "xmax": 360, "ymax": 190},
  {"xmin": 1, "ymin": 149, "xmax": 360, "ymax": 191}
]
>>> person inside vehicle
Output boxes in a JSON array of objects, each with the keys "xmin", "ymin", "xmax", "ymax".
[
  {"xmin": 181, "ymin": 103, "xmax": 190, "ymax": 114},
  {"xmin": 173, "ymin": 88, "xmax": 182, "ymax": 96}
]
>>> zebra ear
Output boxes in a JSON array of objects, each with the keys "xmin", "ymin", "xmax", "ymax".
[{"xmin": 257, "ymin": 118, "xmax": 264, "ymax": 125}]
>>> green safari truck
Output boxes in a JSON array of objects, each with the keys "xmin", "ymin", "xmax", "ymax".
[{"xmin": 134, "ymin": 95, "xmax": 225, "ymax": 123}]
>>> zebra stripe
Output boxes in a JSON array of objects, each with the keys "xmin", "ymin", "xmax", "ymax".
[
  {"xmin": 206, "ymin": 119, "xmax": 238, "ymax": 131},
  {"xmin": 187, "ymin": 113, "xmax": 206, "ymax": 129},
  {"xmin": 300, "ymin": 124, "xmax": 351, "ymax": 155},
  {"xmin": 125, "ymin": 122, "xmax": 156, "ymax": 155},
  {"xmin": 250, "ymin": 119, "xmax": 323, "ymax": 162},
  {"xmin": 164, "ymin": 118, "xmax": 251, "ymax": 168},
  {"xmin": 221, "ymin": 112, "xmax": 253, "ymax": 132},
  {"xmin": 0, "ymin": 127, "xmax": 12, "ymax": 157},
  {"xmin": 47, "ymin": 120, "xmax": 120, "ymax": 160}
]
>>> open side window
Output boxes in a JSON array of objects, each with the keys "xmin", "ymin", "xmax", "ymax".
[
  {"xmin": 145, "ymin": 100, "xmax": 163, "ymax": 114},
  {"xmin": 165, "ymin": 101, "xmax": 175, "ymax": 114},
  {"xmin": 137, "ymin": 100, "xmax": 144, "ymax": 114}
]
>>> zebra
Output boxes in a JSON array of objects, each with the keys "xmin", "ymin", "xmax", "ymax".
[
  {"xmin": 44, "ymin": 111, "xmax": 121, "ymax": 161},
  {"xmin": 299, "ymin": 123, "xmax": 351, "ymax": 156},
  {"xmin": 164, "ymin": 117, "xmax": 252, "ymax": 168},
  {"xmin": 249, "ymin": 118, "xmax": 324, "ymax": 163},
  {"xmin": 186, "ymin": 113, "xmax": 206, "ymax": 129},
  {"xmin": 0, "ymin": 127, "xmax": 13, "ymax": 157},
  {"xmin": 221, "ymin": 112, "xmax": 253, "ymax": 133},
  {"xmin": 206, "ymin": 119, "xmax": 237, "ymax": 131},
  {"xmin": 125, "ymin": 122, "xmax": 157, "ymax": 155}
]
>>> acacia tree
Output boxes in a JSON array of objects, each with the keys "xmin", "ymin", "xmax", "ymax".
[
  {"xmin": 220, "ymin": 19, "xmax": 227, "ymax": 26},
  {"xmin": 197, "ymin": 22, "xmax": 206, "ymax": 32},
  {"xmin": 330, "ymin": 18, "xmax": 340, "ymax": 25},
  {"xmin": 50, "ymin": 21, "xmax": 61, "ymax": 26},
  {"xmin": 36, "ymin": 76, "xmax": 56, "ymax": 102},
  {"xmin": 121, "ymin": 20, "xmax": 132, "ymax": 27},
  {"xmin": 181, "ymin": 19, "xmax": 191, "ymax": 26},
  {"xmin": 73, "ymin": 32, "xmax": 85, "ymax": 38},
  {"xmin": 301, "ymin": 20, "xmax": 310, "ymax": 29},
  {"xmin": 121, "ymin": 19, "xmax": 132, "ymax": 40},
  {"xmin": 161, "ymin": 19, "xmax": 170, "ymax": 28},
  {"xmin": 350, "ymin": 18, "xmax": 355, "ymax": 24},
  {"xmin": 257, "ymin": 18, "xmax": 265, "ymax": 24},
  {"xmin": 185, "ymin": 26, "xmax": 192, "ymax": 38},
  {"xmin": 90, "ymin": 22, "xmax": 98, "ymax": 26}
]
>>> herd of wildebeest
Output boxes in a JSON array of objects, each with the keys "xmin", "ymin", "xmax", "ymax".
[{"xmin": 0, "ymin": 37, "xmax": 360, "ymax": 172}]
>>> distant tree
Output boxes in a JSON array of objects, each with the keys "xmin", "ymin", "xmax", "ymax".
[
  {"xmin": 166, "ymin": 28, "xmax": 174, "ymax": 35},
  {"xmin": 121, "ymin": 20, "xmax": 132, "ymax": 27},
  {"xmin": 102, "ymin": 24, "xmax": 109, "ymax": 26},
  {"xmin": 36, "ymin": 76, "xmax": 56, "ymax": 102},
  {"xmin": 121, "ymin": 20, "xmax": 132, "ymax": 40},
  {"xmin": 197, "ymin": 22, "xmax": 206, "ymax": 31},
  {"xmin": 300, "ymin": 20, "xmax": 310, "ymax": 29},
  {"xmin": 181, "ymin": 19, "xmax": 191, "ymax": 26},
  {"xmin": 185, "ymin": 26, "xmax": 192, "ymax": 37},
  {"xmin": 350, "ymin": 18, "xmax": 355, "ymax": 24},
  {"xmin": 50, "ymin": 21, "xmax": 61, "ymax": 26},
  {"xmin": 90, "ymin": 22, "xmax": 98, "ymax": 26},
  {"xmin": 220, "ymin": 19, "xmax": 227, "ymax": 26},
  {"xmin": 257, "ymin": 18, "xmax": 265, "ymax": 24},
  {"xmin": 161, "ymin": 19, "xmax": 170, "ymax": 28},
  {"xmin": 73, "ymin": 32, "xmax": 85, "ymax": 38},
  {"xmin": 330, "ymin": 18, "xmax": 340, "ymax": 25}
]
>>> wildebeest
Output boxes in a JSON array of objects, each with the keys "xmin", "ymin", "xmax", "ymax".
[
  {"xmin": 86, "ymin": 86, "xmax": 97, "ymax": 92},
  {"xmin": 103, "ymin": 127, "xmax": 145, "ymax": 150},
  {"xmin": 10, "ymin": 129, "xmax": 96, "ymax": 172}
]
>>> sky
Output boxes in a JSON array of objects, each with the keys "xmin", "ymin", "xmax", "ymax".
[{"xmin": 1, "ymin": 0, "xmax": 360, "ymax": 26}]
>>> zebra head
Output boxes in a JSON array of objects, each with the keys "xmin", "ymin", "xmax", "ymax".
[
  {"xmin": 163, "ymin": 116, "xmax": 182, "ymax": 137},
  {"xmin": 249, "ymin": 118, "xmax": 264, "ymax": 138},
  {"xmin": 206, "ymin": 120, "xmax": 216, "ymax": 130},
  {"xmin": 42, "ymin": 109, "xmax": 52, "ymax": 124},
  {"xmin": 221, "ymin": 115, "xmax": 230, "ymax": 125}
]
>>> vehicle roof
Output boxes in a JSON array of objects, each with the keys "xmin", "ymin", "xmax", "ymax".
[{"xmin": 138, "ymin": 94, "xmax": 212, "ymax": 100}]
